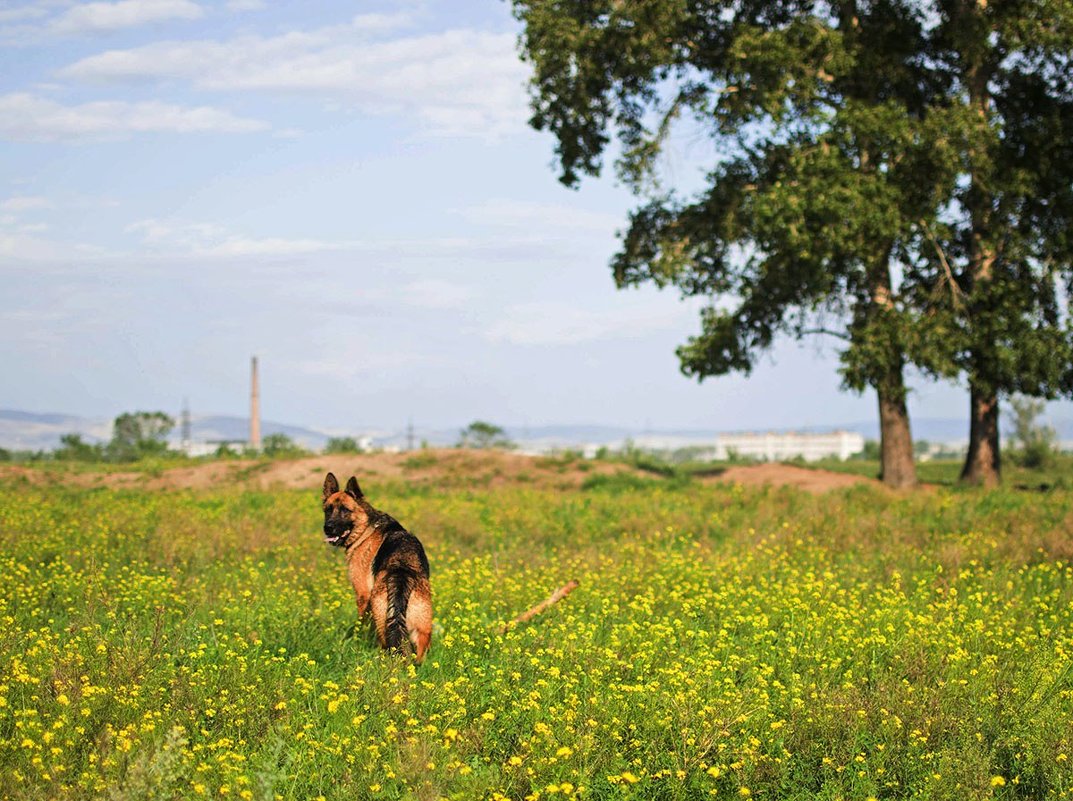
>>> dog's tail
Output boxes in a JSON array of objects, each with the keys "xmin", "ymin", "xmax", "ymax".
[
  {"xmin": 383, "ymin": 568, "xmax": 415, "ymax": 651},
  {"xmin": 382, "ymin": 570, "xmax": 432, "ymax": 663}
]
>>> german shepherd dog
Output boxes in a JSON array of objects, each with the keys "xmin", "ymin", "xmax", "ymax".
[{"xmin": 321, "ymin": 472, "xmax": 432, "ymax": 662}]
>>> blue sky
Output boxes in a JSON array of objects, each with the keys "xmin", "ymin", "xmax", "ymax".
[{"xmin": 2, "ymin": 0, "xmax": 1067, "ymax": 435}]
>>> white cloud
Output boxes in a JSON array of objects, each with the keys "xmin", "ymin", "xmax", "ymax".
[
  {"xmin": 345, "ymin": 12, "xmax": 416, "ymax": 33},
  {"xmin": 0, "ymin": 93, "xmax": 269, "ymax": 140},
  {"xmin": 454, "ymin": 200, "xmax": 621, "ymax": 234},
  {"xmin": 127, "ymin": 218, "xmax": 349, "ymax": 258},
  {"xmin": 0, "ymin": 231, "xmax": 107, "ymax": 261},
  {"xmin": 0, "ymin": 6, "xmax": 48, "ymax": 24},
  {"xmin": 486, "ymin": 302, "xmax": 689, "ymax": 346},
  {"xmin": 279, "ymin": 346, "xmax": 431, "ymax": 381},
  {"xmin": 398, "ymin": 279, "xmax": 474, "ymax": 310},
  {"xmin": 59, "ymin": 22, "xmax": 529, "ymax": 138},
  {"xmin": 226, "ymin": 0, "xmax": 264, "ymax": 11},
  {"xmin": 0, "ymin": 195, "xmax": 53, "ymax": 212},
  {"xmin": 51, "ymin": 0, "xmax": 203, "ymax": 35}
]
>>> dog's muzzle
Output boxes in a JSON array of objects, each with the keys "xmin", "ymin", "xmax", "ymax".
[{"xmin": 324, "ymin": 528, "xmax": 351, "ymax": 546}]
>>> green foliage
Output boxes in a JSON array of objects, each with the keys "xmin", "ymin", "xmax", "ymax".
[
  {"xmin": 578, "ymin": 471, "xmax": 666, "ymax": 492},
  {"xmin": 107, "ymin": 726, "xmax": 190, "ymax": 801},
  {"xmin": 214, "ymin": 443, "xmax": 241, "ymax": 459},
  {"xmin": 514, "ymin": 0, "xmax": 1073, "ymax": 486},
  {"xmin": 512, "ymin": 0, "xmax": 956, "ymax": 489},
  {"xmin": 456, "ymin": 420, "xmax": 514, "ymax": 450},
  {"xmin": 855, "ymin": 439, "xmax": 881, "ymax": 461},
  {"xmin": 54, "ymin": 433, "xmax": 105, "ymax": 461},
  {"xmin": 719, "ymin": 447, "xmax": 746, "ymax": 465},
  {"xmin": 324, "ymin": 436, "xmax": 364, "ymax": 454},
  {"xmin": 260, "ymin": 433, "xmax": 308, "ymax": 458},
  {"xmin": 1006, "ymin": 395, "xmax": 1058, "ymax": 469},
  {"xmin": 815, "ymin": 455, "xmax": 1073, "ymax": 489},
  {"xmin": 2, "ymin": 475, "xmax": 1073, "ymax": 799},
  {"xmin": 401, "ymin": 452, "xmax": 438, "ymax": 471},
  {"xmin": 108, "ymin": 411, "xmax": 174, "ymax": 462}
]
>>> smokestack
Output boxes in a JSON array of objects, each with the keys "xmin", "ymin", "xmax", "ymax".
[
  {"xmin": 181, "ymin": 397, "xmax": 191, "ymax": 454},
  {"xmin": 250, "ymin": 356, "xmax": 261, "ymax": 451}
]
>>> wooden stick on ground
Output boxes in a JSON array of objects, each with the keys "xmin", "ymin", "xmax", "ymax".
[{"xmin": 502, "ymin": 579, "xmax": 580, "ymax": 634}]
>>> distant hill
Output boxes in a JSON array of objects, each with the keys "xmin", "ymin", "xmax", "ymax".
[
  {"xmin": 0, "ymin": 410, "xmax": 330, "ymax": 451},
  {"xmin": 0, "ymin": 409, "xmax": 113, "ymax": 450},
  {"xmin": 2, "ymin": 409, "xmax": 1070, "ymax": 453},
  {"xmin": 190, "ymin": 416, "xmax": 330, "ymax": 448}
]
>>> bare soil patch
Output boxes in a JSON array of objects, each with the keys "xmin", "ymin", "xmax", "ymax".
[
  {"xmin": 0, "ymin": 450, "xmax": 637, "ymax": 492},
  {"xmin": 712, "ymin": 462, "xmax": 872, "ymax": 492},
  {"xmin": 0, "ymin": 452, "xmax": 876, "ymax": 494}
]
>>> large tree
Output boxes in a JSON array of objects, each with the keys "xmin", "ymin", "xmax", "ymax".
[
  {"xmin": 514, "ymin": 0, "xmax": 957, "ymax": 487},
  {"xmin": 514, "ymin": 0, "xmax": 1073, "ymax": 487},
  {"xmin": 108, "ymin": 411, "xmax": 174, "ymax": 462},
  {"xmin": 913, "ymin": 0, "xmax": 1073, "ymax": 485}
]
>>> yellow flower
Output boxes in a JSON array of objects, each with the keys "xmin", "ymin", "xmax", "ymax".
[
  {"xmin": 991, "ymin": 776, "xmax": 1006, "ymax": 787},
  {"xmin": 739, "ymin": 789, "xmax": 751, "ymax": 798}
]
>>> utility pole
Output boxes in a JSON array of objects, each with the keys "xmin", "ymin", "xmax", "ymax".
[
  {"xmin": 250, "ymin": 356, "xmax": 261, "ymax": 452},
  {"xmin": 406, "ymin": 418, "xmax": 415, "ymax": 451},
  {"xmin": 181, "ymin": 398, "xmax": 191, "ymax": 454}
]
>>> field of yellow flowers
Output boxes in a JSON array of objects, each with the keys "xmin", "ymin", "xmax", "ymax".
[{"xmin": 1, "ymin": 467, "xmax": 1072, "ymax": 800}]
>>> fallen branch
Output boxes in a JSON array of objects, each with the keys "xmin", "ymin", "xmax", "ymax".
[{"xmin": 502, "ymin": 580, "xmax": 580, "ymax": 634}]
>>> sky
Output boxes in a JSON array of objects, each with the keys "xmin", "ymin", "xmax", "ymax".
[{"xmin": 2, "ymin": 0, "xmax": 1069, "ymax": 436}]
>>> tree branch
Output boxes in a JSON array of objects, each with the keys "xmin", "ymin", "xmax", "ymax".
[
  {"xmin": 501, "ymin": 580, "xmax": 580, "ymax": 634},
  {"xmin": 919, "ymin": 219, "xmax": 964, "ymax": 308},
  {"xmin": 799, "ymin": 327, "xmax": 851, "ymax": 341}
]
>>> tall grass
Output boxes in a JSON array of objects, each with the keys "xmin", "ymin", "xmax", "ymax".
[{"xmin": 1, "ymin": 476, "xmax": 1072, "ymax": 799}]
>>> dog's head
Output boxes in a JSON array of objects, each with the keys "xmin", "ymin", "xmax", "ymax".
[{"xmin": 321, "ymin": 472, "xmax": 369, "ymax": 547}]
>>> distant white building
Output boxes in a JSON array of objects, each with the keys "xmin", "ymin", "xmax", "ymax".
[
  {"xmin": 714, "ymin": 430, "xmax": 865, "ymax": 462},
  {"xmin": 174, "ymin": 439, "xmax": 246, "ymax": 457}
]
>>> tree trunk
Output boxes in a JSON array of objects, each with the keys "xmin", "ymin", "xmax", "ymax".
[
  {"xmin": 957, "ymin": 0, "xmax": 1001, "ymax": 487},
  {"xmin": 960, "ymin": 385, "xmax": 1001, "ymax": 486},
  {"xmin": 864, "ymin": 239, "xmax": 917, "ymax": 489},
  {"xmin": 877, "ymin": 375, "xmax": 916, "ymax": 488}
]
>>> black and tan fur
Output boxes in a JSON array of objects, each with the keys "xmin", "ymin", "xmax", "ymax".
[{"xmin": 321, "ymin": 472, "xmax": 432, "ymax": 662}]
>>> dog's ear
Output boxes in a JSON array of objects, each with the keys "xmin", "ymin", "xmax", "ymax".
[
  {"xmin": 322, "ymin": 472, "xmax": 339, "ymax": 501},
  {"xmin": 345, "ymin": 476, "xmax": 363, "ymax": 500}
]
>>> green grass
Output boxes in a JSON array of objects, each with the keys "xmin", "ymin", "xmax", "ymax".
[
  {"xmin": 1, "ymin": 474, "xmax": 1072, "ymax": 800},
  {"xmin": 811, "ymin": 455, "xmax": 1073, "ymax": 488}
]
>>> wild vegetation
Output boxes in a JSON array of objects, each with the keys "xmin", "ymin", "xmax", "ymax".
[
  {"xmin": 2, "ymin": 457, "xmax": 1072, "ymax": 800},
  {"xmin": 513, "ymin": 0, "xmax": 1073, "ymax": 487}
]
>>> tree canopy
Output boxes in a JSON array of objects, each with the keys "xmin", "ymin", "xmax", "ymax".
[
  {"xmin": 457, "ymin": 421, "xmax": 515, "ymax": 450},
  {"xmin": 513, "ymin": 0, "xmax": 1073, "ymax": 485},
  {"xmin": 109, "ymin": 411, "xmax": 174, "ymax": 462}
]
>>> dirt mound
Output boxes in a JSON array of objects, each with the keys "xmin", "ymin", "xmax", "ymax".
[
  {"xmin": 713, "ymin": 462, "xmax": 872, "ymax": 492},
  {"xmin": 0, "ymin": 452, "xmax": 876, "ymax": 494}
]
